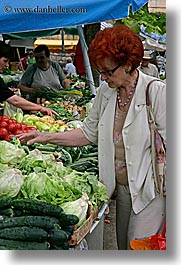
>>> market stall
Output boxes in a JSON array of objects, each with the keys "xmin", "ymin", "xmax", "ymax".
[{"xmin": 0, "ymin": 78, "xmax": 108, "ymax": 249}]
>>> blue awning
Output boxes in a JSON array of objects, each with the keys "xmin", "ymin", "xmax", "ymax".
[{"xmin": 0, "ymin": 0, "xmax": 148, "ymax": 34}]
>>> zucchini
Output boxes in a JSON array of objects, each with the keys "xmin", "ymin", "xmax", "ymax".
[
  {"xmin": 0, "ymin": 197, "xmax": 12, "ymax": 210},
  {"xmin": 0, "ymin": 239, "xmax": 49, "ymax": 250},
  {"xmin": 0, "ymin": 226, "xmax": 48, "ymax": 242},
  {"xmin": 48, "ymin": 228, "xmax": 68, "ymax": 246},
  {"xmin": 0, "ymin": 215, "xmax": 60, "ymax": 230},
  {"xmin": 12, "ymin": 199, "xmax": 63, "ymax": 218}
]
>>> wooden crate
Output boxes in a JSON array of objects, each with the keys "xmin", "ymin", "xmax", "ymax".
[{"xmin": 68, "ymin": 215, "xmax": 93, "ymax": 246}]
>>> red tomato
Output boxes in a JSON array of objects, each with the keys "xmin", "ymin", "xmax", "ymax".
[
  {"xmin": 6, "ymin": 123, "xmax": 17, "ymax": 133},
  {"xmin": 4, "ymin": 133, "xmax": 14, "ymax": 142},
  {"xmin": 0, "ymin": 121, "xmax": 8, "ymax": 128},
  {"xmin": 13, "ymin": 129, "xmax": 24, "ymax": 135},
  {"xmin": 22, "ymin": 129, "xmax": 29, "ymax": 133},
  {"xmin": 0, "ymin": 115, "xmax": 9, "ymax": 122},
  {"xmin": 0, "ymin": 127, "xmax": 8, "ymax": 139},
  {"xmin": 8, "ymin": 119, "xmax": 17, "ymax": 124},
  {"xmin": 16, "ymin": 123, "xmax": 22, "ymax": 129},
  {"xmin": 21, "ymin": 124, "xmax": 28, "ymax": 130},
  {"xmin": 26, "ymin": 126, "xmax": 37, "ymax": 131}
]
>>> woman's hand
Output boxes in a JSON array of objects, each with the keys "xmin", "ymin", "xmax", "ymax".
[
  {"xmin": 39, "ymin": 106, "xmax": 59, "ymax": 117},
  {"xmin": 16, "ymin": 130, "xmax": 47, "ymax": 145}
]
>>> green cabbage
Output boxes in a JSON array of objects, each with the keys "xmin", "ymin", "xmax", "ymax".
[
  {"xmin": 61, "ymin": 193, "xmax": 89, "ymax": 227},
  {"xmin": 0, "ymin": 168, "xmax": 24, "ymax": 198},
  {"xmin": 0, "ymin": 140, "xmax": 26, "ymax": 165}
]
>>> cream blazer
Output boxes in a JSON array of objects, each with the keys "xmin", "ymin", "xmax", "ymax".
[{"xmin": 81, "ymin": 70, "xmax": 166, "ymax": 214}]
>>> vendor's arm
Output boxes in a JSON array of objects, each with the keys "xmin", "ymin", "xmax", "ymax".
[
  {"xmin": 17, "ymin": 64, "xmax": 37, "ymax": 94},
  {"xmin": 17, "ymin": 128, "xmax": 91, "ymax": 146},
  {"xmin": 17, "ymin": 83, "xmax": 38, "ymax": 94},
  {"xmin": 7, "ymin": 94, "xmax": 59, "ymax": 116}
]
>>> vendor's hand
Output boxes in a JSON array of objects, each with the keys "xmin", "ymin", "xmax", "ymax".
[
  {"xmin": 39, "ymin": 106, "xmax": 59, "ymax": 117},
  {"xmin": 9, "ymin": 87, "xmax": 18, "ymax": 93},
  {"xmin": 16, "ymin": 130, "xmax": 47, "ymax": 145}
]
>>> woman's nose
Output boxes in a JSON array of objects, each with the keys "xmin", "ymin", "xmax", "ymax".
[{"xmin": 100, "ymin": 73, "xmax": 107, "ymax": 81}]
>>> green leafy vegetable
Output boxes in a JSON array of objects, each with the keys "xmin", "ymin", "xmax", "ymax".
[
  {"xmin": 0, "ymin": 168, "xmax": 25, "ymax": 198},
  {"xmin": 60, "ymin": 193, "xmax": 89, "ymax": 227},
  {"xmin": 0, "ymin": 140, "xmax": 26, "ymax": 165}
]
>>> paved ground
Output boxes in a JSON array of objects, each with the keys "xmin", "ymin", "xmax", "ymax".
[{"xmin": 103, "ymin": 199, "xmax": 118, "ymax": 250}]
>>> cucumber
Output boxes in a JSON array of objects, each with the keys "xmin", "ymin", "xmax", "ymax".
[
  {"xmin": 0, "ymin": 208, "xmax": 14, "ymax": 217},
  {"xmin": 0, "ymin": 215, "xmax": 60, "ymax": 230},
  {"xmin": 0, "ymin": 226, "xmax": 48, "ymax": 242},
  {"xmin": 12, "ymin": 199, "xmax": 63, "ymax": 218},
  {"xmin": 80, "ymin": 152, "xmax": 98, "ymax": 158},
  {"xmin": 59, "ymin": 214, "xmax": 79, "ymax": 226},
  {"xmin": 0, "ymin": 239, "xmax": 49, "ymax": 250},
  {"xmin": 48, "ymin": 228, "xmax": 68, "ymax": 246},
  {"xmin": 61, "ymin": 241, "xmax": 69, "ymax": 250},
  {"xmin": 61, "ymin": 225, "xmax": 74, "ymax": 240},
  {"xmin": 0, "ymin": 197, "xmax": 12, "ymax": 210}
]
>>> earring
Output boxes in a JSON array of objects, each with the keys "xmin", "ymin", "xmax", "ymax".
[{"xmin": 125, "ymin": 69, "xmax": 130, "ymax": 74}]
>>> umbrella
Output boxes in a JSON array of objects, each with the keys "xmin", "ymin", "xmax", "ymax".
[
  {"xmin": 0, "ymin": 0, "xmax": 148, "ymax": 34},
  {"xmin": 0, "ymin": 0, "xmax": 148, "ymax": 95}
]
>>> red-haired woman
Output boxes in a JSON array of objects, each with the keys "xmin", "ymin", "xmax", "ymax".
[{"xmin": 16, "ymin": 25, "xmax": 166, "ymax": 250}]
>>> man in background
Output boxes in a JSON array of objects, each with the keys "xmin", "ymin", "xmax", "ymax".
[
  {"xmin": 138, "ymin": 50, "xmax": 160, "ymax": 78},
  {"xmin": 64, "ymin": 57, "xmax": 77, "ymax": 76}
]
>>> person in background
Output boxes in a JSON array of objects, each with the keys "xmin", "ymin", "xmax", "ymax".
[
  {"xmin": 18, "ymin": 45, "xmax": 70, "ymax": 101},
  {"xmin": 0, "ymin": 41, "xmax": 58, "ymax": 117},
  {"xmin": 16, "ymin": 25, "xmax": 166, "ymax": 250},
  {"xmin": 28, "ymin": 51, "xmax": 35, "ymax": 66},
  {"xmin": 19, "ymin": 53, "xmax": 29, "ymax": 71},
  {"xmin": 138, "ymin": 50, "xmax": 160, "ymax": 78},
  {"xmin": 64, "ymin": 57, "xmax": 77, "ymax": 76}
]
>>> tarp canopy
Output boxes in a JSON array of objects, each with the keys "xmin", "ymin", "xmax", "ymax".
[
  {"xmin": 0, "ymin": 0, "xmax": 148, "ymax": 95},
  {"xmin": 3, "ymin": 28, "xmax": 79, "ymax": 40},
  {"xmin": 0, "ymin": 0, "xmax": 148, "ymax": 34},
  {"xmin": 34, "ymin": 39, "xmax": 79, "ymax": 52}
]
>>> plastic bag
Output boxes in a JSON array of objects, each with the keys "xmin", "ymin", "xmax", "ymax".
[{"xmin": 130, "ymin": 224, "xmax": 166, "ymax": 250}]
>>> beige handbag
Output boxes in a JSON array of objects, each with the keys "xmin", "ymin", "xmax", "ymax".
[{"xmin": 146, "ymin": 80, "xmax": 166, "ymax": 197}]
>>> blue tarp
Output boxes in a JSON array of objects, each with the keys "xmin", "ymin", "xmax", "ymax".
[{"xmin": 0, "ymin": 0, "xmax": 148, "ymax": 34}]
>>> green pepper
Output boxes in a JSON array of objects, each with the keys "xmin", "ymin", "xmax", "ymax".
[
  {"xmin": 48, "ymin": 124, "xmax": 60, "ymax": 133},
  {"xmin": 15, "ymin": 112, "xmax": 24, "ymax": 123},
  {"xmin": 22, "ymin": 114, "xmax": 40, "ymax": 125},
  {"xmin": 35, "ymin": 121, "xmax": 51, "ymax": 131}
]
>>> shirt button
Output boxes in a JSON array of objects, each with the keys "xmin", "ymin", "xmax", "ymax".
[
  {"xmin": 127, "ymin": 162, "xmax": 132, "ymax": 166},
  {"xmin": 130, "ymin": 178, "xmax": 134, "ymax": 182},
  {"xmin": 126, "ymin": 146, "xmax": 130, "ymax": 150}
]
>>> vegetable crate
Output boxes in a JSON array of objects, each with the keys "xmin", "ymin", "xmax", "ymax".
[{"xmin": 68, "ymin": 215, "xmax": 93, "ymax": 246}]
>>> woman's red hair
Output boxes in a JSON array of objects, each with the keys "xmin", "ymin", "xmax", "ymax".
[{"xmin": 88, "ymin": 25, "xmax": 144, "ymax": 72}]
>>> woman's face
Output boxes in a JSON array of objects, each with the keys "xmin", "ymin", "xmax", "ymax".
[
  {"xmin": 97, "ymin": 58, "xmax": 130, "ymax": 88},
  {"xmin": 0, "ymin": 57, "xmax": 9, "ymax": 73}
]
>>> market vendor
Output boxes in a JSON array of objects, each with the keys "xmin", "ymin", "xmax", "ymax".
[
  {"xmin": 17, "ymin": 45, "xmax": 70, "ymax": 102},
  {"xmin": 0, "ymin": 41, "xmax": 58, "ymax": 117}
]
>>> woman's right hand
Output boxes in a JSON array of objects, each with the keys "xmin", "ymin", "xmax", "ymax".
[{"xmin": 16, "ymin": 130, "xmax": 46, "ymax": 145}]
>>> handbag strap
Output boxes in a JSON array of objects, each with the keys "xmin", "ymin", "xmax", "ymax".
[{"xmin": 146, "ymin": 79, "xmax": 160, "ymax": 107}]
